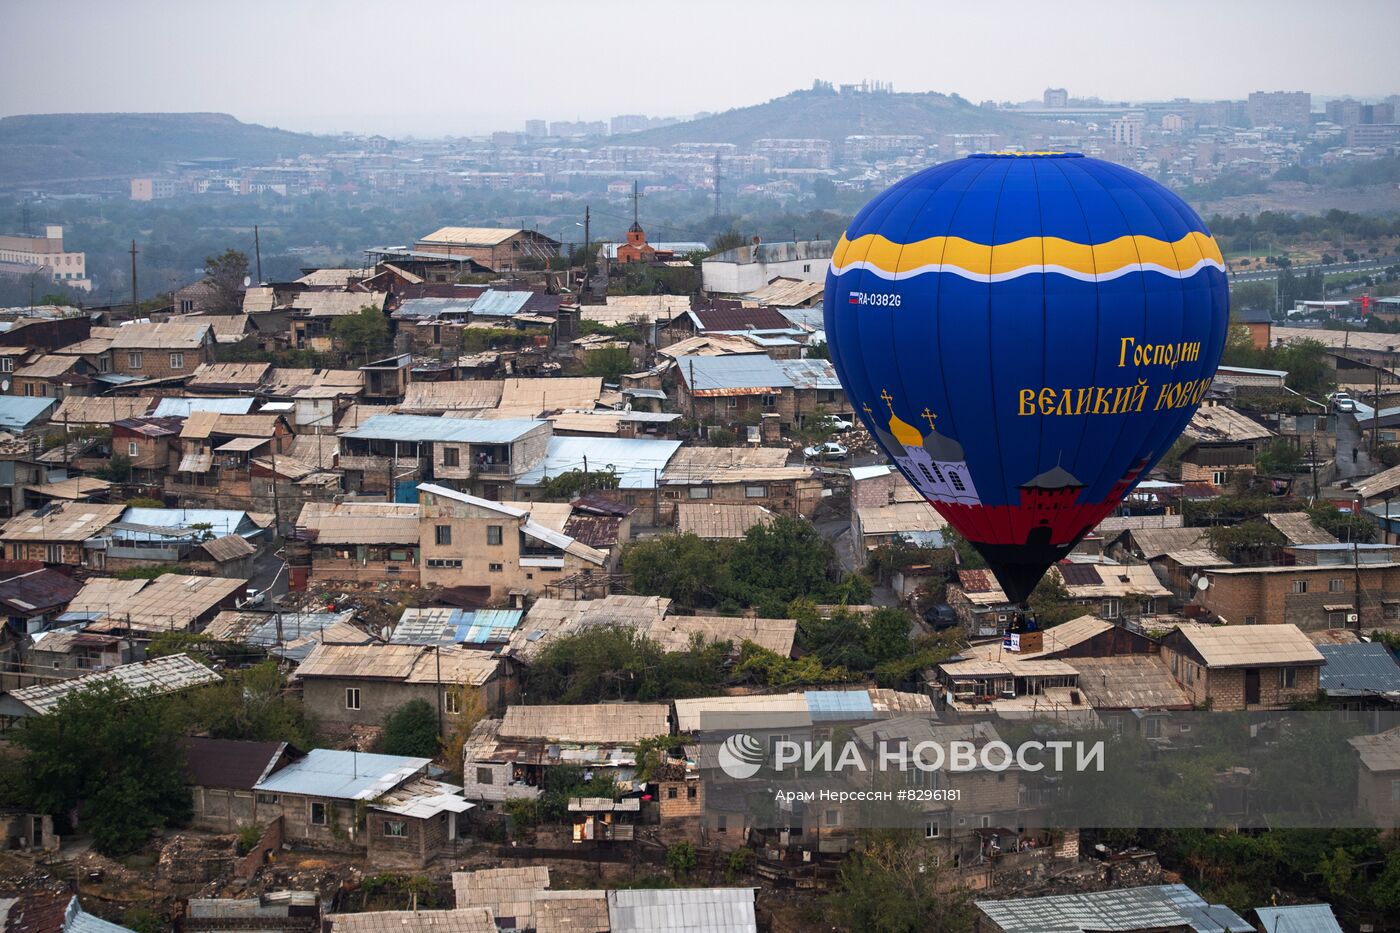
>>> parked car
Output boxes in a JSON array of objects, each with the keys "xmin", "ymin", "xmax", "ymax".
[
  {"xmin": 804, "ymin": 441, "xmax": 849, "ymax": 461},
  {"xmin": 826, "ymin": 417, "xmax": 855, "ymax": 431},
  {"xmin": 922, "ymin": 603, "xmax": 959, "ymax": 629}
]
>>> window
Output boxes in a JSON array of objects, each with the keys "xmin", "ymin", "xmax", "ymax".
[
  {"xmin": 687, "ymin": 785, "xmax": 697, "ymax": 799},
  {"xmin": 169, "ymin": 352, "xmax": 184, "ymax": 369},
  {"xmin": 383, "ymin": 820, "xmax": 407, "ymax": 837},
  {"xmin": 443, "ymin": 446, "xmax": 459, "ymax": 467},
  {"xmin": 426, "ymin": 558, "xmax": 462, "ymax": 569},
  {"xmin": 310, "ymin": 802, "xmax": 328, "ymax": 825},
  {"xmin": 1244, "ymin": 614, "xmax": 1258, "ymax": 625},
  {"xmin": 180, "ymin": 299, "xmax": 195, "ymax": 312},
  {"xmin": 745, "ymin": 485, "xmax": 768, "ymax": 498},
  {"xmin": 762, "ymin": 394, "xmax": 777, "ymax": 409},
  {"xmin": 726, "ymin": 397, "xmax": 739, "ymax": 410},
  {"xmin": 434, "ymin": 525, "xmax": 452, "ymax": 546},
  {"xmin": 824, "ymin": 808, "xmax": 842, "ymax": 828},
  {"xmin": 127, "ymin": 352, "xmax": 142, "ymax": 369},
  {"xmin": 257, "ymin": 793, "xmax": 278, "ymax": 805},
  {"xmin": 489, "ymin": 562, "xmax": 503, "ymax": 572},
  {"xmin": 476, "ymin": 767, "xmax": 494, "ymax": 785},
  {"xmin": 667, "ymin": 786, "xmax": 678, "ymax": 799},
  {"xmin": 925, "ymin": 819, "xmax": 940, "ymax": 838},
  {"xmin": 1280, "ymin": 666, "xmax": 1297, "ymax": 688},
  {"xmin": 1386, "ymin": 604, "xmax": 1400, "ymax": 621},
  {"xmin": 1211, "ymin": 471, "xmax": 1227, "ymax": 486},
  {"xmin": 1329, "ymin": 578, "xmax": 1345, "ymax": 593},
  {"xmin": 127, "ymin": 441, "xmax": 139, "ymax": 457},
  {"xmin": 1290, "ymin": 580, "xmax": 1307, "ymax": 594},
  {"xmin": 980, "ymin": 815, "xmax": 992, "ymax": 829},
  {"xmin": 486, "ymin": 525, "xmax": 503, "ymax": 546},
  {"xmin": 345, "ymin": 687, "xmax": 361, "ymax": 710},
  {"xmin": 1101, "ymin": 598, "xmax": 1121, "ymax": 620},
  {"xmin": 688, "ymin": 486, "xmax": 711, "ymax": 499},
  {"xmin": 0, "ymin": 358, "xmax": 11, "ymax": 373},
  {"xmin": 803, "ymin": 263, "xmax": 812, "ymax": 273},
  {"xmin": 716, "ymin": 814, "xmax": 728, "ymax": 833},
  {"xmin": 445, "ymin": 687, "xmax": 462, "ymax": 715},
  {"xmin": 98, "ymin": 355, "xmax": 110, "ymax": 373}
]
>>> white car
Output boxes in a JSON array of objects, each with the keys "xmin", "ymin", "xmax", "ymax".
[
  {"xmin": 826, "ymin": 417, "xmax": 854, "ymax": 431},
  {"xmin": 1335, "ymin": 398, "xmax": 1357, "ymax": 413},
  {"xmin": 804, "ymin": 441, "xmax": 849, "ymax": 461}
]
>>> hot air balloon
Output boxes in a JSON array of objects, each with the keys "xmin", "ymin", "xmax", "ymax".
[{"xmin": 825, "ymin": 153, "xmax": 1228, "ymax": 607}]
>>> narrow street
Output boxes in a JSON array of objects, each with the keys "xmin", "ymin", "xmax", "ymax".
[{"xmin": 1333, "ymin": 412, "xmax": 1375, "ymax": 482}]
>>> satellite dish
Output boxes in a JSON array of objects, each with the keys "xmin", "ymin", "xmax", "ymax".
[
  {"xmin": 0, "ymin": 379, "xmax": 9, "ymax": 392},
  {"xmin": 243, "ymin": 276, "xmax": 252, "ymax": 287},
  {"xmin": 1195, "ymin": 576, "xmax": 1210, "ymax": 591}
]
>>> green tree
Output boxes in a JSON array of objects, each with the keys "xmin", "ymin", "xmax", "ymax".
[
  {"xmin": 1256, "ymin": 439, "xmax": 1303, "ymax": 474},
  {"xmin": 729, "ymin": 516, "xmax": 836, "ymax": 616},
  {"xmin": 11, "ymin": 681, "xmax": 191, "ymax": 855},
  {"xmin": 379, "ymin": 699, "xmax": 440, "ymax": 757},
  {"xmin": 582, "ymin": 346, "xmax": 634, "ymax": 383},
  {"xmin": 185, "ymin": 661, "xmax": 313, "ymax": 747},
  {"xmin": 666, "ymin": 841, "xmax": 698, "ymax": 878},
  {"xmin": 864, "ymin": 608, "xmax": 912, "ymax": 665},
  {"xmin": 95, "ymin": 453, "xmax": 132, "ymax": 482},
  {"xmin": 622, "ymin": 533, "xmax": 732, "ymax": 609},
  {"xmin": 204, "ymin": 248, "xmax": 250, "ymax": 312},
  {"xmin": 1206, "ymin": 520, "xmax": 1285, "ymax": 564},
  {"xmin": 1308, "ymin": 502, "xmax": 1378, "ymax": 543},
  {"xmin": 827, "ymin": 832, "xmax": 975, "ymax": 933},
  {"xmin": 331, "ymin": 306, "xmax": 391, "ymax": 362}
]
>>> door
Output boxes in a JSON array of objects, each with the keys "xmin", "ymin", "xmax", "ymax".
[{"xmin": 1244, "ymin": 668, "xmax": 1261, "ymax": 706}]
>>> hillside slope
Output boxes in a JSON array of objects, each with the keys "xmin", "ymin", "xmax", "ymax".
[
  {"xmin": 0, "ymin": 112, "xmax": 339, "ymax": 187},
  {"xmin": 619, "ymin": 88, "xmax": 1049, "ymax": 148}
]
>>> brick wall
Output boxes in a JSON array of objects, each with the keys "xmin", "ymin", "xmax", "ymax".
[
  {"xmin": 112, "ymin": 343, "xmax": 213, "ymax": 379},
  {"xmin": 1199, "ymin": 564, "xmax": 1400, "ymax": 629}
]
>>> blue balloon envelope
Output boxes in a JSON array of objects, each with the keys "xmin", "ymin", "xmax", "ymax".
[{"xmin": 824, "ymin": 153, "xmax": 1228, "ymax": 604}]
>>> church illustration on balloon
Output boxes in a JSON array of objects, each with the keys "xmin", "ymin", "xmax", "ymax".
[{"xmin": 866, "ymin": 390, "xmax": 1145, "ymax": 552}]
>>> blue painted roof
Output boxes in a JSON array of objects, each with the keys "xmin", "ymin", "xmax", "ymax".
[
  {"xmin": 396, "ymin": 297, "xmax": 477, "ymax": 319},
  {"xmin": 517, "ymin": 436, "xmax": 682, "ymax": 490},
  {"xmin": 806, "ymin": 689, "xmax": 875, "ymax": 720},
  {"xmin": 1255, "ymin": 904, "xmax": 1343, "ymax": 933},
  {"xmin": 391, "ymin": 607, "xmax": 524, "ymax": 645},
  {"xmin": 679, "ymin": 354, "xmax": 793, "ymax": 392},
  {"xmin": 342, "ymin": 414, "xmax": 545, "ymax": 443},
  {"xmin": 253, "ymin": 748, "xmax": 430, "ymax": 800},
  {"xmin": 0, "ymin": 396, "xmax": 55, "ymax": 431},
  {"xmin": 469, "ymin": 290, "xmax": 533, "ymax": 317},
  {"xmin": 1317, "ymin": 642, "xmax": 1400, "ymax": 695},
  {"xmin": 115, "ymin": 507, "xmax": 259, "ymax": 541},
  {"xmin": 152, "ymin": 397, "xmax": 256, "ymax": 417}
]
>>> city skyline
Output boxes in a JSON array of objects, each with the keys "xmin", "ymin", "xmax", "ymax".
[{"xmin": 2, "ymin": 0, "xmax": 1397, "ymax": 137}]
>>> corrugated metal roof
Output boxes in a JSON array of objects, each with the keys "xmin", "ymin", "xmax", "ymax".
[
  {"xmin": 1317, "ymin": 642, "xmax": 1400, "ymax": 695},
  {"xmin": 391, "ymin": 607, "xmax": 524, "ymax": 646},
  {"xmin": 678, "ymin": 354, "xmax": 792, "ymax": 394},
  {"xmin": 0, "ymin": 396, "xmax": 56, "ymax": 431},
  {"xmin": 777, "ymin": 358, "xmax": 840, "ymax": 390},
  {"xmin": 254, "ymin": 748, "xmax": 430, "ymax": 801},
  {"xmin": 607, "ymin": 888, "xmax": 757, "ymax": 933},
  {"xmin": 976, "ymin": 884, "xmax": 1253, "ymax": 933},
  {"xmin": 7, "ymin": 654, "xmax": 219, "ymax": 716},
  {"xmin": 343, "ymin": 414, "xmax": 545, "ymax": 443},
  {"xmin": 518, "ymin": 436, "xmax": 682, "ymax": 490},
  {"xmin": 396, "ymin": 296, "xmax": 478, "ymax": 319},
  {"xmin": 114, "ymin": 507, "xmax": 256, "ymax": 541},
  {"xmin": 419, "ymin": 226, "xmax": 526, "ymax": 246},
  {"xmin": 1255, "ymin": 904, "xmax": 1344, "ymax": 933},
  {"xmin": 805, "ymin": 689, "xmax": 875, "ymax": 720},
  {"xmin": 151, "ymin": 397, "xmax": 256, "ymax": 417},
  {"xmin": 469, "ymin": 290, "xmax": 534, "ymax": 317}
]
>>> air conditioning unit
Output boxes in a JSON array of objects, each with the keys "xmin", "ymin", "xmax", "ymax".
[{"xmin": 1347, "ymin": 612, "xmax": 1359, "ymax": 623}]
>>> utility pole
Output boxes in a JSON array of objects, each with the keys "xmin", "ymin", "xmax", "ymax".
[
  {"xmin": 129, "ymin": 240, "xmax": 139, "ymax": 313},
  {"xmin": 254, "ymin": 225, "xmax": 263, "ymax": 283},
  {"xmin": 1374, "ymin": 366, "xmax": 1382, "ymax": 460},
  {"xmin": 583, "ymin": 205, "xmax": 590, "ymax": 278}
]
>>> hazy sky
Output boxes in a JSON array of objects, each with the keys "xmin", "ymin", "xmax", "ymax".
[{"xmin": 3, "ymin": 0, "xmax": 1396, "ymax": 137}]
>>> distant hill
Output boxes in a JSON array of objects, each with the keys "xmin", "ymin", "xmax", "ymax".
[
  {"xmin": 0, "ymin": 112, "xmax": 339, "ymax": 187},
  {"xmin": 618, "ymin": 88, "xmax": 1050, "ymax": 148}
]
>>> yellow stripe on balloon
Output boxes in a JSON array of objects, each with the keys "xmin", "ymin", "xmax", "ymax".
[{"xmin": 831, "ymin": 230, "xmax": 1224, "ymax": 280}]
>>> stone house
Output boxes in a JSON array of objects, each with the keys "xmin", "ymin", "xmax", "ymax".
[
  {"xmin": 184, "ymin": 737, "xmax": 305, "ymax": 833},
  {"xmin": 293, "ymin": 642, "xmax": 512, "ymax": 743},
  {"xmin": 233, "ymin": 744, "xmax": 469, "ymax": 869},
  {"xmin": 672, "ymin": 353, "xmax": 849, "ymax": 432},
  {"xmin": 167, "ymin": 412, "xmax": 295, "ymax": 507},
  {"xmin": 0, "ymin": 502, "xmax": 126, "ymax": 567},
  {"xmin": 1348, "ymin": 726, "xmax": 1400, "ymax": 830},
  {"xmin": 1158, "ymin": 623, "xmax": 1323, "ymax": 710},
  {"xmin": 1177, "ymin": 405, "xmax": 1273, "ymax": 486},
  {"xmin": 1195, "ymin": 558, "xmax": 1400, "ymax": 630},
  {"xmin": 417, "ymin": 484, "xmax": 610, "ymax": 603},
  {"xmin": 659, "ymin": 447, "xmax": 821, "ymax": 522},
  {"xmin": 108, "ymin": 322, "xmax": 215, "ymax": 379},
  {"xmin": 289, "ymin": 500, "xmax": 420, "ymax": 589},
  {"xmin": 338, "ymin": 414, "xmax": 551, "ymax": 500},
  {"xmin": 27, "ymin": 631, "xmax": 130, "ymax": 677},
  {"xmin": 0, "ymin": 569, "xmax": 82, "ymax": 636},
  {"xmin": 9, "ymin": 355, "xmax": 99, "ymax": 400},
  {"xmin": 460, "ymin": 703, "xmax": 671, "ymax": 814},
  {"xmin": 411, "ymin": 227, "xmax": 561, "ymax": 273},
  {"xmin": 112, "ymin": 416, "xmax": 184, "ymax": 484}
]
